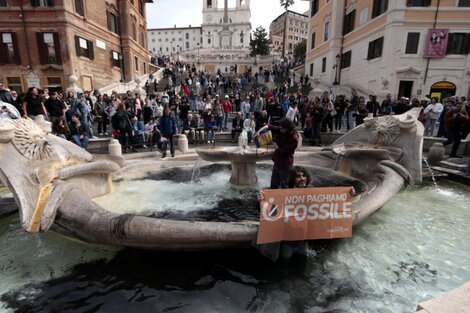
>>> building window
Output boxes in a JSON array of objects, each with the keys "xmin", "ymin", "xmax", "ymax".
[
  {"xmin": 138, "ymin": 0, "xmax": 145, "ymax": 17},
  {"xmin": 74, "ymin": 0, "xmax": 84, "ymax": 16},
  {"xmin": 0, "ymin": 32, "xmax": 20, "ymax": 64},
  {"xmin": 458, "ymin": 0, "xmax": 470, "ymax": 6},
  {"xmin": 186, "ymin": 33, "xmax": 189, "ymax": 40},
  {"xmin": 311, "ymin": 0, "xmax": 319, "ymax": 17},
  {"xmin": 31, "ymin": 0, "xmax": 54, "ymax": 7},
  {"xmin": 143, "ymin": 62, "xmax": 147, "ymax": 74},
  {"xmin": 74, "ymin": 35, "xmax": 94, "ymax": 60},
  {"xmin": 36, "ymin": 32, "xmax": 62, "ymax": 64},
  {"xmin": 311, "ymin": 32, "xmax": 316, "ymax": 49},
  {"xmin": 7, "ymin": 77, "xmax": 22, "ymax": 92},
  {"xmin": 446, "ymin": 33, "xmax": 470, "ymax": 54},
  {"xmin": 0, "ymin": 0, "xmax": 7, "ymax": 7},
  {"xmin": 406, "ymin": 0, "xmax": 431, "ymax": 6},
  {"xmin": 372, "ymin": 0, "xmax": 388, "ymax": 18},
  {"xmin": 309, "ymin": 63, "xmax": 314, "ymax": 76},
  {"xmin": 323, "ymin": 21, "xmax": 329, "ymax": 42},
  {"xmin": 343, "ymin": 10, "xmax": 355, "ymax": 35},
  {"xmin": 405, "ymin": 32, "xmax": 420, "ymax": 54},
  {"xmin": 341, "ymin": 51, "xmax": 351, "ymax": 69},
  {"xmin": 46, "ymin": 77, "xmax": 61, "ymax": 89},
  {"xmin": 107, "ymin": 11, "xmax": 119, "ymax": 34},
  {"xmin": 367, "ymin": 36, "xmax": 384, "ymax": 60},
  {"xmin": 152, "ymin": 39, "xmax": 155, "ymax": 42},
  {"xmin": 132, "ymin": 24, "xmax": 137, "ymax": 41},
  {"xmin": 321, "ymin": 57, "xmax": 326, "ymax": 73},
  {"xmin": 111, "ymin": 50, "xmax": 121, "ymax": 68},
  {"xmin": 359, "ymin": 7, "xmax": 368, "ymax": 25},
  {"xmin": 186, "ymin": 42, "xmax": 189, "ymax": 49},
  {"xmin": 134, "ymin": 56, "xmax": 138, "ymax": 71},
  {"xmin": 141, "ymin": 32, "xmax": 145, "ymax": 47}
]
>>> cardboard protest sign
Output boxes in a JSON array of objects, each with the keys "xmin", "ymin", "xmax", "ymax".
[{"xmin": 257, "ymin": 187, "xmax": 353, "ymax": 244}]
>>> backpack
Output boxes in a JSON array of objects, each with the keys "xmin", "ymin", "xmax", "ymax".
[
  {"xmin": 71, "ymin": 100, "xmax": 82, "ymax": 117},
  {"xmin": 111, "ymin": 113, "xmax": 119, "ymax": 129}
]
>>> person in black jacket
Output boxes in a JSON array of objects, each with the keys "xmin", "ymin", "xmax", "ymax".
[
  {"xmin": 114, "ymin": 102, "xmax": 136, "ymax": 152},
  {"xmin": 231, "ymin": 112, "xmax": 244, "ymax": 142},
  {"xmin": 159, "ymin": 107, "xmax": 177, "ymax": 158},
  {"xmin": 69, "ymin": 113, "xmax": 89, "ymax": 148}
]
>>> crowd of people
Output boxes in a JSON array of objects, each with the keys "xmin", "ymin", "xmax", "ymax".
[{"xmin": 0, "ymin": 59, "xmax": 469, "ymax": 158}]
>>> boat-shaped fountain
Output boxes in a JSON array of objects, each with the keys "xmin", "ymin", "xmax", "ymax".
[{"xmin": 0, "ymin": 108, "xmax": 423, "ymax": 250}]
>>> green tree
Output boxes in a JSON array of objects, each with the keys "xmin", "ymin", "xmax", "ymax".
[
  {"xmin": 293, "ymin": 39, "xmax": 306, "ymax": 60},
  {"xmin": 249, "ymin": 26, "xmax": 270, "ymax": 57},
  {"xmin": 280, "ymin": 0, "xmax": 294, "ymax": 59}
]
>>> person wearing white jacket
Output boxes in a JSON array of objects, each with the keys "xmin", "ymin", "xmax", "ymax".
[
  {"xmin": 243, "ymin": 112, "xmax": 256, "ymax": 143},
  {"xmin": 423, "ymin": 97, "xmax": 443, "ymax": 137}
]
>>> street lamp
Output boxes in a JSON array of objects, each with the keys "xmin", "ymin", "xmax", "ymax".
[{"xmin": 333, "ymin": 53, "xmax": 340, "ymax": 85}]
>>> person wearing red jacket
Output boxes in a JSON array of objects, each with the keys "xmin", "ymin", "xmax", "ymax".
[{"xmin": 222, "ymin": 95, "xmax": 232, "ymax": 130}]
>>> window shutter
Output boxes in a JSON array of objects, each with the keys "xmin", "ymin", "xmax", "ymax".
[
  {"xmin": 36, "ymin": 32, "xmax": 47, "ymax": 64},
  {"xmin": 53, "ymin": 32, "xmax": 62, "ymax": 64},
  {"xmin": 74, "ymin": 35, "xmax": 80, "ymax": 56},
  {"xmin": 107, "ymin": 11, "xmax": 112, "ymax": 31},
  {"xmin": 463, "ymin": 33, "xmax": 470, "ymax": 54},
  {"xmin": 367, "ymin": 41, "xmax": 373, "ymax": 59},
  {"xmin": 12, "ymin": 33, "xmax": 21, "ymax": 65},
  {"xmin": 378, "ymin": 37, "xmax": 384, "ymax": 57},
  {"xmin": 0, "ymin": 37, "xmax": 6, "ymax": 65},
  {"xmin": 88, "ymin": 40, "xmax": 94, "ymax": 60}
]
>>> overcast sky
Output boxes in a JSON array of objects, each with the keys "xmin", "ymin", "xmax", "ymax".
[{"xmin": 146, "ymin": 0, "xmax": 310, "ymax": 32}]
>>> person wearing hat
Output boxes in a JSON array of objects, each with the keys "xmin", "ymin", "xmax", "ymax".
[
  {"xmin": 222, "ymin": 95, "xmax": 232, "ymax": 130},
  {"xmin": 393, "ymin": 97, "xmax": 411, "ymax": 115}
]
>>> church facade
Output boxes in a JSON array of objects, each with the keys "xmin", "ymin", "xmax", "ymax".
[{"xmin": 201, "ymin": 0, "xmax": 251, "ymax": 52}]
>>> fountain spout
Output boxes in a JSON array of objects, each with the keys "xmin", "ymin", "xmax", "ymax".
[{"xmin": 238, "ymin": 130, "xmax": 249, "ymax": 152}]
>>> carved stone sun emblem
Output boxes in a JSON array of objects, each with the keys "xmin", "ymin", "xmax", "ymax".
[
  {"xmin": 10, "ymin": 119, "xmax": 53, "ymax": 160},
  {"xmin": 368, "ymin": 116, "xmax": 401, "ymax": 145}
]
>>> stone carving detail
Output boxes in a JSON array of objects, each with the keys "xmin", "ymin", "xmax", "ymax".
[
  {"xmin": 368, "ymin": 116, "xmax": 401, "ymax": 145},
  {"xmin": 10, "ymin": 119, "xmax": 52, "ymax": 160}
]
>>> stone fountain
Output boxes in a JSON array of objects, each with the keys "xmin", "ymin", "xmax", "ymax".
[
  {"xmin": 196, "ymin": 131, "xmax": 273, "ymax": 186},
  {"xmin": 0, "ymin": 109, "xmax": 424, "ymax": 251}
]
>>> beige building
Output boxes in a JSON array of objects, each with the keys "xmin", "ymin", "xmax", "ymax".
[
  {"xmin": 269, "ymin": 10, "xmax": 309, "ymax": 56},
  {"xmin": 0, "ymin": 0, "xmax": 152, "ymax": 93},
  {"xmin": 305, "ymin": 0, "xmax": 470, "ymax": 100},
  {"xmin": 148, "ymin": 26, "xmax": 202, "ymax": 56}
]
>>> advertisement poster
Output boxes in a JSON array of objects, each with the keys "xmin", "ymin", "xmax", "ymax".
[
  {"xmin": 424, "ymin": 29, "xmax": 449, "ymax": 58},
  {"xmin": 257, "ymin": 187, "xmax": 353, "ymax": 244}
]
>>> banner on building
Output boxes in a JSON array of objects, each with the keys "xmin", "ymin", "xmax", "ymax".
[
  {"xmin": 257, "ymin": 187, "xmax": 353, "ymax": 244},
  {"xmin": 424, "ymin": 29, "xmax": 449, "ymax": 58}
]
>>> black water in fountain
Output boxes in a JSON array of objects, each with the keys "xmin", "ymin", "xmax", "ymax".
[{"xmin": 140, "ymin": 163, "xmax": 268, "ymax": 222}]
